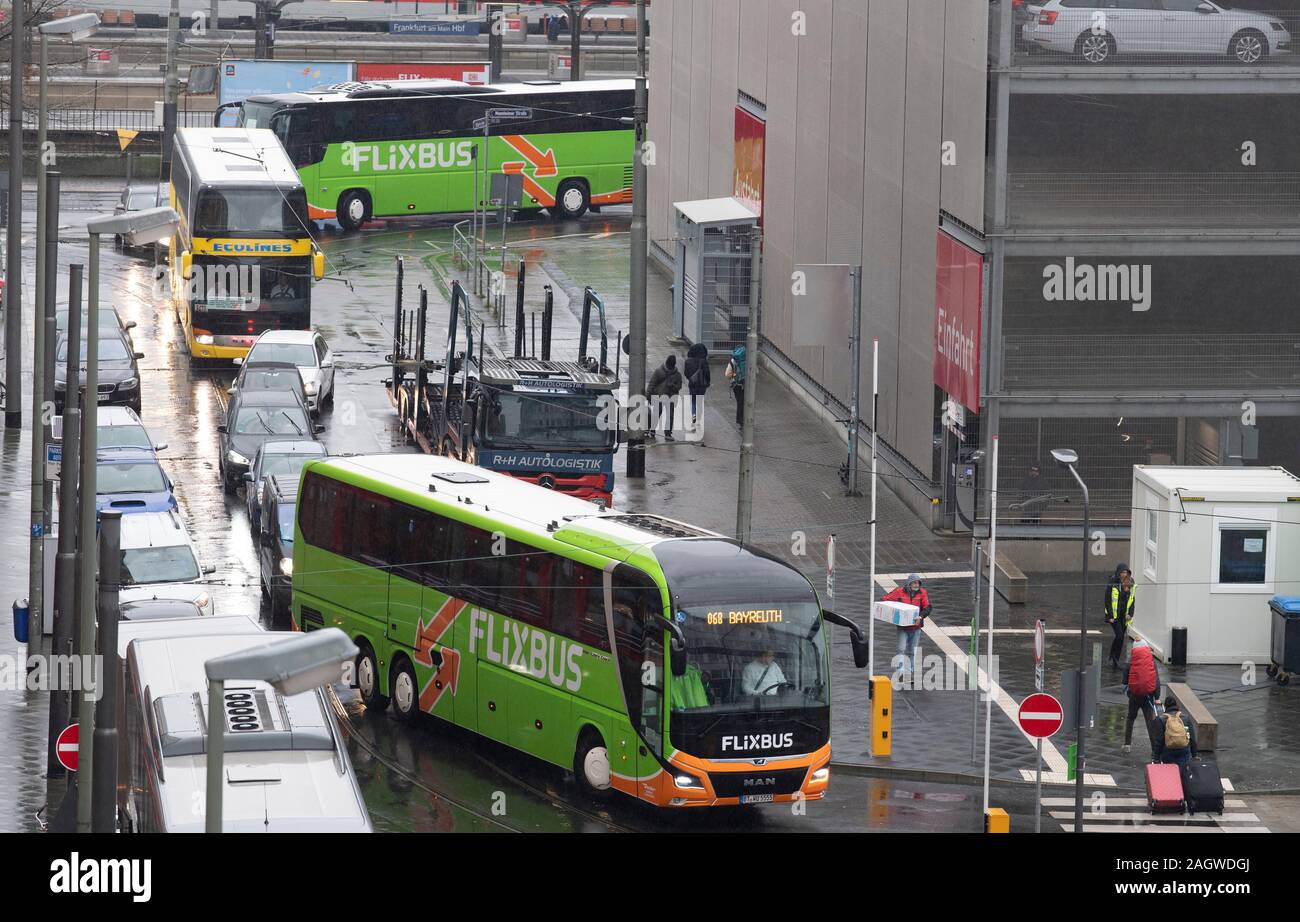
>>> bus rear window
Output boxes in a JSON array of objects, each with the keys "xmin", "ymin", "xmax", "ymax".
[{"xmin": 195, "ymin": 188, "xmax": 311, "ymax": 237}]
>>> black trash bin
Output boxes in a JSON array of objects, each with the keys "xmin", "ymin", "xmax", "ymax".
[{"xmin": 1267, "ymin": 596, "xmax": 1300, "ymax": 685}]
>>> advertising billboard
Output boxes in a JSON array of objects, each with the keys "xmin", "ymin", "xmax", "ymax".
[
  {"xmin": 733, "ymin": 105, "xmax": 765, "ymax": 223},
  {"xmin": 217, "ymin": 60, "xmax": 353, "ymax": 126},
  {"xmin": 934, "ymin": 230, "xmax": 983, "ymax": 414},
  {"xmin": 355, "ymin": 62, "xmax": 490, "ymax": 84}
]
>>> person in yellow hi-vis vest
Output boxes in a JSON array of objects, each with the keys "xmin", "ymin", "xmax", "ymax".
[{"xmin": 1104, "ymin": 563, "xmax": 1136, "ymax": 668}]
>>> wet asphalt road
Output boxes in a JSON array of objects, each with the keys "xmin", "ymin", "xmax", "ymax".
[{"xmin": 0, "ymin": 184, "xmax": 1042, "ymax": 833}]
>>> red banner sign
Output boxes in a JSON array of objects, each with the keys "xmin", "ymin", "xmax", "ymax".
[
  {"xmin": 934, "ymin": 230, "xmax": 982, "ymax": 414},
  {"xmin": 733, "ymin": 106, "xmax": 765, "ymax": 223},
  {"xmin": 355, "ymin": 62, "xmax": 490, "ymax": 85}
]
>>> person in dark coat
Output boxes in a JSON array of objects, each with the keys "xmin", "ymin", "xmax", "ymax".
[
  {"xmin": 683, "ymin": 342, "xmax": 710, "ymax": 431},
  {"xmin": 647, "ymin": 355, "xmax": 683, "ymax": 440},
  {"xmin": 1151, "ymin": 696, "xmax": 1198, "ymax": 768}
]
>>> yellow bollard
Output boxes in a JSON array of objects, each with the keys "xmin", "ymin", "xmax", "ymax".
[
  {"xmin": 984, "ymin": 808, "xmax": 1010, "ymax": 833},
  {"xmin": 869, "ymin": 675, "xmax": 892, "ymax": 757}
]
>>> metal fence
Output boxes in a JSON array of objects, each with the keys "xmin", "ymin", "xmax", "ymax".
[
  {"xmin": 0, "ymin": 108, "xmax": 214, "ymax": 132},
  {"xmin": 1007, "ymin": 172, "xmax": 1300, "ymax": 227}
]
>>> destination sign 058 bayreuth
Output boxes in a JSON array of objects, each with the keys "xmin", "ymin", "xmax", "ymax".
[{"xmin": 705, "ymin": 608, "xmax": 785, "ymax": 625}]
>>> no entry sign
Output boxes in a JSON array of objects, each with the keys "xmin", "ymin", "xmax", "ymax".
[
  {"xmin": 56, "ymin": 724, "xmax": 79, "ymax": 772},
  {"xmin": 1018, "ymin": 693, "xmax": 1063, "ymax": 739}
]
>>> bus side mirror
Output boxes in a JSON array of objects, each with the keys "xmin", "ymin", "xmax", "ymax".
[
  {"xmin": 823, "ymin": 609, "xmax": 870, "ymax": 669},
  {"xmin": 666, "ymin": 618, "xmax": 687, "ymax": 677},
  {"xmin": 312, "ymin": 249, "xmax": 325, "ymax": 281}
]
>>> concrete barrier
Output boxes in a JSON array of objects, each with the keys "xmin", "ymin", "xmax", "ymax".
[{"xmin": 1167, "ymin": 681, "xmax": 1218, "ymax": 752}]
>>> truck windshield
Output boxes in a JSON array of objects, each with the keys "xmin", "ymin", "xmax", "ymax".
[{"xmin": 481, "ymin": 391, "xmax": 614, "ymax": 451}]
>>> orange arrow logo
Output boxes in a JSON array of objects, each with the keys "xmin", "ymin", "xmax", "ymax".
[
  {"xmin": 502, "ymin": 135, "xmax": 558, "ymax": 176},
  {"xmin": 501, "ymin": 160, "xmax": 555, "ymax": 207},
  {"xmin": 414, "ymin": 597, "xmax": 466, "ymax": 712}
]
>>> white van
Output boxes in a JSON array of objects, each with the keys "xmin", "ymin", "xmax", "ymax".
[
  {"xmin": 121, "ymin": 630, "xmax": 372, "ymax": 833},
  {"xmin": 118, "ymin": 510, "xmax": 216, "ymax": 616}
]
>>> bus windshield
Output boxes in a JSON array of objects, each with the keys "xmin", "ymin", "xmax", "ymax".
[
  {"xmin": 194, "ymin": 187, "xmax": 311, "ymax": 237},
  {"xmin": 481, "ymin": 392, "xmax": 614, "ymax": 451},
  {"xmin": 670, "ymin": 601, "xmax": 828, "ymax": 714}
]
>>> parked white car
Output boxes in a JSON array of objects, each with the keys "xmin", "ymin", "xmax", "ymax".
[
  {"xmin": 1024, "ymin": 0, "xmax": 1290, "ymax": 65},
  {"xmin": 237, "ymin": 329, "xmax": 336, "ymax": 412},
  {"xmin": 118, "ymin": 510, "xmax": 216, "ymax": 616}
]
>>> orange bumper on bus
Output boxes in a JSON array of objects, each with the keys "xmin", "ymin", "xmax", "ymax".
[{"xmin": 614, "ymin": 744, "xmax": 833, "ymax": 808}]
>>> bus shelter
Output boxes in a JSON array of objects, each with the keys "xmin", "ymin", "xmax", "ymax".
[{"xmin": 671, "ymin": 197, "xmax": 759, "ymax": 353}]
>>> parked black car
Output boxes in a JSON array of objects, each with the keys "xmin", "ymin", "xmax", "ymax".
[
  {"xmin": 53, "ymin": 328, "xmax": 145, "ymax": 415},
  {"xmin": 258, "ymin": 474, "xmax": 299, "ymax": 621},
  {"xmin": 217, "ymin": 389, "xmax": 321, "ymax": 493}
]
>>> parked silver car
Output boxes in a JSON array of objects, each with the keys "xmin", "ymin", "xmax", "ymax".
[{"xmin": 1024, "ymin": 0, "xmax": 1290, "ymax": 65}]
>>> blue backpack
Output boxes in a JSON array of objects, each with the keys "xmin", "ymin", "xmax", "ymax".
[{"xmin": 729, "ymin": 346, "xmax": 747, "ymax": 385}]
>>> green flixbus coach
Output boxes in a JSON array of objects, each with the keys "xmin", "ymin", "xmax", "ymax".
[
  {"xmin": 291, "ymin": 453, "xmax": 868, "ymax": 808},
  {"xmin": 234, "ymin": 78, "xmax": 635, "ymax": 230}
]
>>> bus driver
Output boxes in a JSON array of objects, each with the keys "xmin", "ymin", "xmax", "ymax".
[{"xmin": 742, "ymin": 650, "xmax": 788, "ymax": 696}]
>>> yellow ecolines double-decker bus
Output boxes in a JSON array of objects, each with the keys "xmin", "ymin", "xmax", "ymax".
[{"xmin": 168, "ymin": 127, "xmax": 324, "ymax": 361}]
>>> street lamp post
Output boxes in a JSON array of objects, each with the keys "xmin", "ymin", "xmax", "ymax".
[
  {"xmin": 1051, "ymin": 447, "xmax": 1090, "ymax": 833},
  {"xmin": 29, "ymin": 13, "xmax": 99, "ymax": 658},
  {"xmin": 203, "ymin": 629, "xmax": 357, "ymax": 833},
  {"xmin": 72, "ymin": 208, "xmax": 179, "ymax": 830}
]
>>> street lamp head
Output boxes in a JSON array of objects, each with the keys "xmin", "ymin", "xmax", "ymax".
[
  {"xmin": 86, "ymin": 206, "xmax": 179, "ymax": 245},
  {"xmin": 39, "ymin": 13, "xmax": 100, "ymax": 39},
  {"xmin": 1050, "ymin": 447, "xmax": 1079, "ymax": 468},
  {"xmin": 204, "ymin": 628, "xmax": 358, "ymax": 697}
]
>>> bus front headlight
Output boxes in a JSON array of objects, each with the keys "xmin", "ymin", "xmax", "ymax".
[
  {"xmin": 195, "ymin": 334, "xmax": 214, "ymax": 345},
  {"xmin": 673, "ymin": 771, "xmax": 704, "ymax": 790},
  {"xmin": 812, "ymin": 766, "xmax": 830, "ymax": 783}
]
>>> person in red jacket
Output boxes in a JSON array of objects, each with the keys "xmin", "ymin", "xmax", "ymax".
[
  {"xmin": 883, "ymin": 573, "xmax": 931, "ymax": 678},
  {"xmin": 1121, "ymin": 639, "xmax": 1160, "ymax": 754}
]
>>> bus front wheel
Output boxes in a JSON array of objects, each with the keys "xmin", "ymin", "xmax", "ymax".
[
  {"xmin": 356, "ymin": 642, "xmax": 389, "ymax": 711},
  {"xmin": 551, "ymin": 179, "xmax": 589, "ymax": 221},
  {"xmin": 337, "ymin": 190, "xmax": 371, "ymax": 232},
  {"xmin": 390, "ymin": 656, "xmax": 421, "ymax": 725},
  {"xmin": 573, "ymin": 729, "xmax": 613, "ymax": 798}
]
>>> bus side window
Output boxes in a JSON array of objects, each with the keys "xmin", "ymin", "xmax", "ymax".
[{"xmin": 349, "ymin": 489, "xmax": 393, "ymax": 569}]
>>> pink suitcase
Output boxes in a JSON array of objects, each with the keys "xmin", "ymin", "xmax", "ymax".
[{"xmin": 1146, "ymin": 762, "xmax": 1184, "ymax": 814}]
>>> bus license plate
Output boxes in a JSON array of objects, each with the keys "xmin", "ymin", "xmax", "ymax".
[{"xmin": 740, "ymin": 793, "xmax": 775, "ymax": 804}]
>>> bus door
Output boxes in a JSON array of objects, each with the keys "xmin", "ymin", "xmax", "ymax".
[
  {"xmin": 610, "ymin": 565, "xmax": 667, "ymax": 796},
  {"xmin": 391, "ymin": 508, "xmax": 457, "ymax": 723}
]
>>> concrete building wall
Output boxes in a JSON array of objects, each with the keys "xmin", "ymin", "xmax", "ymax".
[{"xmin": 648, "ymin": 0, "xmax": 988, "ymax": 474}]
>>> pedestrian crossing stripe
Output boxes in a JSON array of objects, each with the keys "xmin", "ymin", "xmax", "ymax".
[
  {"xmin": 1048, "ymin": 811, "xmax": 1261, "ymax": 823},
  {"xmin": 1019, "ymin": 769, "xmax": 1117, "ymax": 786},
  {"xmin": 1057, "ymin": 823, "xmax": 1269, "ymax": 833},
  {"xmin": 1042, "ymin": 797, "xmax": 1248, "ymax": 808}
]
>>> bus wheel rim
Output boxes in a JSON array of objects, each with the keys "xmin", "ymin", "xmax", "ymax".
[
  {"xmin": 395, "ymin": 671, "xmax": 414, "ymax": 711},
  {"xmin": 563, "ymin": 188, "xmax": 584, "ymax": 211},
  {"xmin": 583, "ymin": 746, "xmax": 611, "ymax": 790},
  {"xmin": 348, "ymin": 198, "xmax": 365, "ymax": 222},
  {"xmin": 358, "ymin": 656, "xmax": 374, "ymax": 696}
]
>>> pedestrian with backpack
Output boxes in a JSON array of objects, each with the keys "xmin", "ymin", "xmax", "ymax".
[
  {"xmin": 684, "ymin": 342, "xmax": 710, "ymax": 432},
  {"xmin": 647, "ymin": 354, "xmax": 684, "ymax": 440},
  {"xmin": 1120, "ymin": 639, "xmax": 1159, "ymax": 754},
  {"xmin": 1151, "ymin": 695, "xmax": 1197, "ymax": 769},
  {"xmin": 725, "ymin": 345, "xmax": 746, "ymax": 426}
]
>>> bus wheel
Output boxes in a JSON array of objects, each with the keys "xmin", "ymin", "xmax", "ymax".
[
  {"xmin": 573, "ymin": 729, "xmax": 613, "ymax": 798},
  {"xmin": 337, "ymin": 190, "xmax": 370, "ymax": 232},
  {"xmin": 390, "ymin": 657, "xmax": 421, "ymax": 725},
  {"xmin": 356, "ymin": 642, "xmax": 389, "ymax": 711},
  {"xmin": 552, "ymin": 180, "xmax": 589, "ymax": 221}
]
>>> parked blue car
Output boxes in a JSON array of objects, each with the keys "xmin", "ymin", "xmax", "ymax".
[{"xmin": 96, "ymin": 450, "xmax": 177, "ymax": 513}]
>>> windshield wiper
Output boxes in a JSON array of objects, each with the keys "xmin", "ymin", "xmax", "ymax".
[{"xmin": 277, "ymin": 411, "xmax": 303, "ymax": 436}]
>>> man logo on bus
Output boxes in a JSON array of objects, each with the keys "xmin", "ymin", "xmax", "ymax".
[{"xmin": 343, "ymin": 140, "xmax": 476, "ymax": 173}]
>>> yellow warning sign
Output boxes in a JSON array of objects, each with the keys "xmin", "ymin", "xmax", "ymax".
[{"xmin": 115, "ymin": 129, "xmax": 139, "ymax": 151}]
